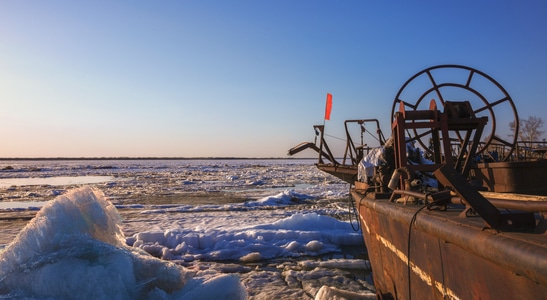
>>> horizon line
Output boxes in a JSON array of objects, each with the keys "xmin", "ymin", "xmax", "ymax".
[{"xmin": 0, "ymin": 156, "xmax": 317, "ymax": 161}]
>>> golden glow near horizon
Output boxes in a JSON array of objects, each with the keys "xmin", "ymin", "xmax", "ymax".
[{"xmin": 1, "ymin": 1, "xmax": 546, "ymax": 158}]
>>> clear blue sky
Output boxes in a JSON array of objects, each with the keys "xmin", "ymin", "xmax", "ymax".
[{"xmin": 1, "ymin": 1, "xmax": 546, "ymax": 158}]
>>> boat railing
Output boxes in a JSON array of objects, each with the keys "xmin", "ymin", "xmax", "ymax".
[
  {"xmin": 288, "ymin": 119, "xmax": 386, "ymax": 167},
  {"xmin": 341, "ymin": 119, "xmax": 386, "ymax": 166},
  {"xmin": 474, "ymin": 140, "xmax": 547, "ymax": 162},
  {"xmin": 516, "ymin": 140, "xmax": 547, "ymax": 160}
]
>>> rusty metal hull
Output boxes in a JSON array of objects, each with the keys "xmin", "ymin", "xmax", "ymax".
[
  {"xmin": 317, "ymin": 164, "xmax": 358, "ymax": 183},
  {"xmin": 472, "ymin": 160, "xmax": 547, "ymax": 196},
  {"xmin": 353, "ymin": 190, "xmax": 547, "ymax": 299}
]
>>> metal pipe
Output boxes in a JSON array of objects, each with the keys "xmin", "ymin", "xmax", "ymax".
[
  {"xmin": 389, "ymin": 189, "xmax": 432, "ymax": 202},
  {"xmin": 388, "ymin": 167, "xmax": 413, "ymax": 190},
  {"xmin": 451, "ymin": 197, "xmax": 547, "ymax": 212},
  {"xmin": 390, "ymin": 189, "xmax": 547, "ymax": 212}
]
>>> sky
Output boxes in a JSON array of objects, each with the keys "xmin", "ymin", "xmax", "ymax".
[{"xmin": 1, "ymin": 1, "xmax": 546, "ymax": 158}]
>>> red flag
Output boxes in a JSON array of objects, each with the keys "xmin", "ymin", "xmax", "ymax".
[{"xmin": 324, "ymin": 93, "xmax": 333, "ymax": 120}]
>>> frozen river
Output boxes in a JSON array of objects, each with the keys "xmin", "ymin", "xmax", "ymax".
[{"xmin": 0, "ymin": 159, "xmax": 375, "ymax": 299}]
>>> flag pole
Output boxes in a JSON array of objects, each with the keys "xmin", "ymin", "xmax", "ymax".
[{"xmin": 318, "ymin": 93, "xmax": 332, "ymax": 163}]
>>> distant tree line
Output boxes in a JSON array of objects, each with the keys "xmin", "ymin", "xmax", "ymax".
[{"xmin": 509, "ymin": 115, "xmax": 545, "ymax": 147}]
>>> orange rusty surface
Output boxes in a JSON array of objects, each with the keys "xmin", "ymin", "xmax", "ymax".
[{"xmin": 354, "ymin": 190, "xmax": 547, "ymax": 300}]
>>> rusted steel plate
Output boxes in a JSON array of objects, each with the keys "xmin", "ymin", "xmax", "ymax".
[
  {"xmin": 316, "ymin": 164, "xmax": 358, "ymax": 183},
  {"xmin": 354, "ymin": 191, "xmax": 547, "ymax": 299},
  {"xmin": 473, "ymin": 160, "xmax": 547, "ymax": 196}
]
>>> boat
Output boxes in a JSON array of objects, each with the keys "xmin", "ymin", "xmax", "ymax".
[{"xmin": 289, "ymin": 65, "xmax": 547, "ymax": 299}]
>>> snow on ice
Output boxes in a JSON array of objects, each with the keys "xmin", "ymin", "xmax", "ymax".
[
  {"xmin": 0, "ymin": 187, "xmax": 246, "ymax": 299},
  {"xmin": 0, "ymin": 159, "xmax": 376, "ymax": 299}
]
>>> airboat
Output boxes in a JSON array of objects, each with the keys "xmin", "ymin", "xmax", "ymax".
[{"xmin": 289, "ymin": 65, "xmax": 547, "ymax": 299}]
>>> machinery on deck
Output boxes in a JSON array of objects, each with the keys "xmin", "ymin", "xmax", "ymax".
[{"xmin": 289, "ymin": 65, "xmax": 547, "ymax": 299}]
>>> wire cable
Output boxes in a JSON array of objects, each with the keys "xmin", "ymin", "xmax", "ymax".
[
  {"xmin": 348, "ymin": 183, "xmax": 360, "ymax": 232},
  {"xmin": 407, "ymin": 198, "xmax": 443, "ymax": 300}
]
